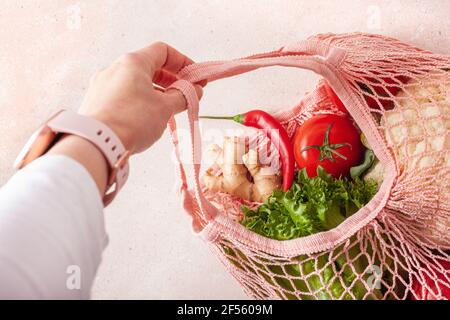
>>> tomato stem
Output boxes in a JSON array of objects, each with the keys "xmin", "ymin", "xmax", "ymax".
[{"xmin": 301, "ymin": 123, "xmax": 351, "ymax": 162}]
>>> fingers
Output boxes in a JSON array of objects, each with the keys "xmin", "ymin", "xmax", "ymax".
[
  {"xmin": 152, "ymin": 63, "xmax": 207, "ymax": 89},
  {"xmin": 196, "ymin": 79, "xmax": 208, "ymax": 88},
  {"xmin": 135, "ymin": 42, "xmax": 208, "ymax": 89},
  {"xmin": 153, "ymin": 69, "xmax": 178, "ymax": 88},
  {"xmin": 136, "ymin": 42, "xmax": 194, "ymax": 76},
  {"xmin": 164, "ymin": 84, "xmax": 203, "ymax": 115}
]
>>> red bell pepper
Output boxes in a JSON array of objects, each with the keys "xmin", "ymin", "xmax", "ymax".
[
  {"xmin": 411, "ymin": 259, "xmax": 450, "ymax": 300},
  {"xmin": 323, "ymin": 81, "xmax": 349, "ymax": 115},
  {"xmin": 356, "ymin": 75, "xmax": 409, "ymax": 111}
]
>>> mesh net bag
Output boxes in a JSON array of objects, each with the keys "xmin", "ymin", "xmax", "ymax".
[{"xmin": 167, "ymin": 33, "xmax": 450, "ymax": 300}]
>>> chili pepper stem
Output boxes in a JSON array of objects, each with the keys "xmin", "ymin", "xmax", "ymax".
[{"xmin": 199, "ymin": 114, "xmax": 244, "ymax": 124}]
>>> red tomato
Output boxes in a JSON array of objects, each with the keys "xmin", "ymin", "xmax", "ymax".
[
  {"xmin": 293, "ymin": 114, "xmax": 363, "ymax": 178},
  {"xmin": 411, "ymin": 259, "xmax": 450, "ymax": 300},
  {"xmin": 323, "ymin": 81, "xmax": 348, "ymax": 115}
]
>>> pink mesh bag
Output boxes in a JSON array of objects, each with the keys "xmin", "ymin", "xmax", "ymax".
[{"xmin": 167, "ymin": 33, "xmax": 450, "ymax": 300}]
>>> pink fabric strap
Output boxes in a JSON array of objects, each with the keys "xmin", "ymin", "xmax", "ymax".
[
  {"xmin": 168, "ymin": 80, "xmax": 218, "ymax": 231},
  {"xmin": 177, "ymin": 39, "xmax": 346, "ymax": 84},
  {"xmin": 47, "ymin": 110, "xmax": 130, "ymax": 206}
]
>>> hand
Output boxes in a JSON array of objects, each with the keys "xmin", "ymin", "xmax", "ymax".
[
  {"xmin": 49, "ymin": 43, "xmax": 204, "ymax": 197},
  {"xmin": 78, "ymin": 42, "xmax": 204, "ymax": 154}
]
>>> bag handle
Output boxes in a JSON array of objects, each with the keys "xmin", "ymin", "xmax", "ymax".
[
  {"xmin": 168, "ymin": 40, "xmax": 347, "ymax": 231},
  {"xmin": 177, "ymin": 39, "xmax": 346, "ymax": 84},
  {"xmin": 168, "ymin": 80, "xmax": 219, "ymax": 232}
]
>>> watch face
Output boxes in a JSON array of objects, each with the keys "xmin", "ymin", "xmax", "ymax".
[{"xmin": 14, "ymin": 125, "xmax": 57, "ymax": 169}]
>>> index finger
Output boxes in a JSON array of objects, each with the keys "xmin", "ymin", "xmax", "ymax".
[{"xmin": 135, "ymin": 42, "xmax": 194, "ymax": 76}]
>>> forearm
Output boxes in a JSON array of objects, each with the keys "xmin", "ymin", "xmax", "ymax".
[{"xmin": 0, "ymin": 41, "xmax": 202, "ymax": 299}]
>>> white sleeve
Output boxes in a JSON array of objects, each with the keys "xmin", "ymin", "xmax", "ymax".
[{"xmin": 0, "ymin": 155, "xmax": 108, "ymax": 299}]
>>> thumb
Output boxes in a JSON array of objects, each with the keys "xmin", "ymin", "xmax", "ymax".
[{"xmin": 164, "ymin": 84, "xmax": 203, "ymax": 115}]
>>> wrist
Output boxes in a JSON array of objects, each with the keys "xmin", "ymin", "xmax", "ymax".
[
  {"xmin": 47, "ymin": 134, "xmax": 109, "ymax": 194},
  {"xmin": 14, "ymin": 109, "xmax": 130, "ymax": 206},
  {"xmin": 82, "ymin": 111, "xmax": 136, "ymax": 154}
]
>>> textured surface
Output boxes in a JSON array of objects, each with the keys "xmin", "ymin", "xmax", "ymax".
[{"xmin": 0, "ymin": 0, "xmax": 449, "ymax": 299}]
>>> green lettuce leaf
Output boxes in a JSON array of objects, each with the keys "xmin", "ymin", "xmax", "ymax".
[{"xmin": 241, "ymin": 167, "xmax": 378, "ymax": 238}]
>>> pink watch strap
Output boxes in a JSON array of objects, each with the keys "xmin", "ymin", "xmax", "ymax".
[{"xmin": 47, "ymin": 110, "xmax": 130, "ymax": 206}]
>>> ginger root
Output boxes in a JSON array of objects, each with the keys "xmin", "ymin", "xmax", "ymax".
[{"xmin": 202, "ymin": 136, "xmax": 281, "ymax": 202}]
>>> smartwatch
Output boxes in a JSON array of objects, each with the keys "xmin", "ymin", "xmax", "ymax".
[{"xmin": 14, "ymin": 109, "xmax": 130, "ymax": 206}]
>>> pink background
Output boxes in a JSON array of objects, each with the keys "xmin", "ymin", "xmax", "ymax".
[{"xmin": 0, "ymin": 0, "xmax": 449, "ymax": 299}]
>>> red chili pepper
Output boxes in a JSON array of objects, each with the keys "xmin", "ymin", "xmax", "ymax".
[{"xmin": 200, "ymin": 110, "xmax": 295, "ymax": 191}]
